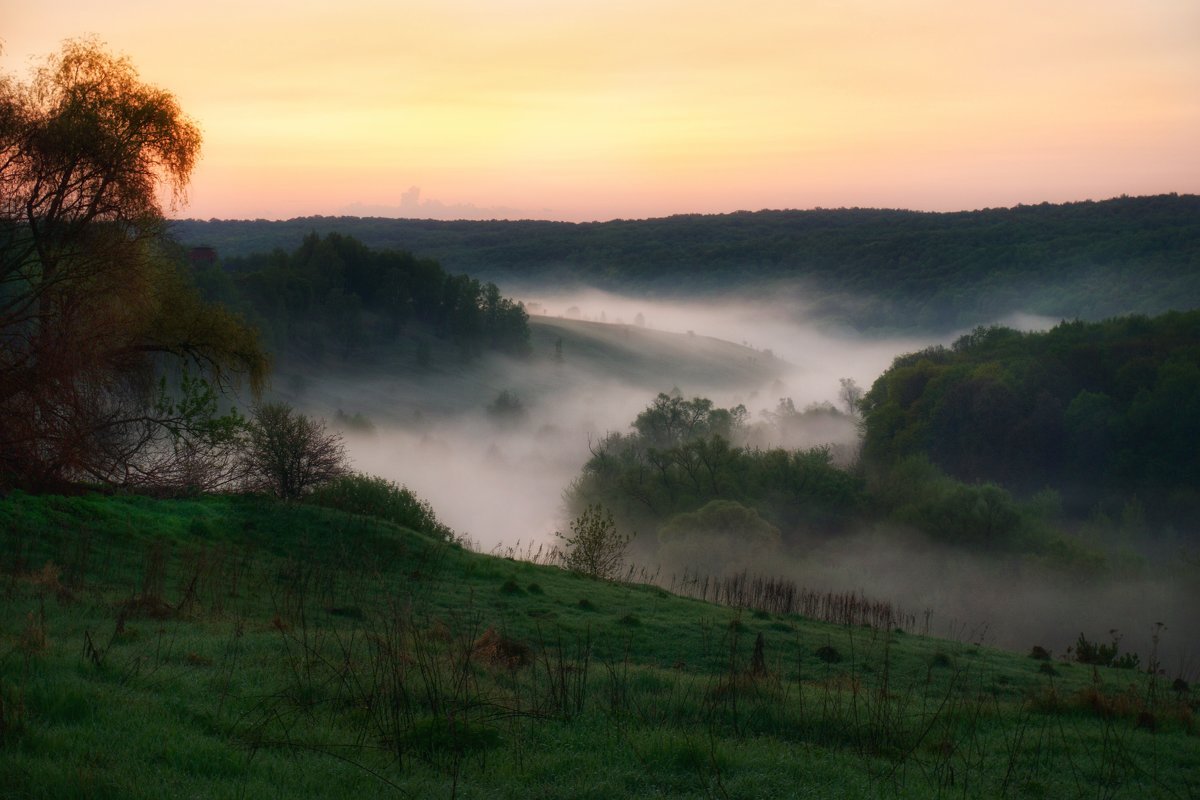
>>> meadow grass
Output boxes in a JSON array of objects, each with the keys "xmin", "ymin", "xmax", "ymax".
[{"xmin": 1, "ymin": 492, "xmax": 1196, "ymax": 798}]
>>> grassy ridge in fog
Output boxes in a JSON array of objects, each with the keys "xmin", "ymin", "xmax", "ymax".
[
  {"xmin": 274, "ymin": 315, "xmax": 784, "ymax": 423},
  {"xmin": 1, "ymin": 493, "xmax": 1197, "ymax": 798},
  {"xmin": 278, "ymin": 314, "xmax": 789, "ymax": 554}
]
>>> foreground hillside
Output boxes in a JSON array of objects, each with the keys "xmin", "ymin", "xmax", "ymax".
[{"xmin": 1, "ymin": 493, "xmax": 1196, "ymax": 798}]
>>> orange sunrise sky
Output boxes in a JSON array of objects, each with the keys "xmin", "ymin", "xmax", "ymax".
[{"xmin": 3, "ymin": 0, "xmax": 1198, "ymax": 221}]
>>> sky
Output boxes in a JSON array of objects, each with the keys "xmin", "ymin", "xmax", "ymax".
[{"xmin": 3, "ymin": 0, "xmax": 1199, "ymax": 221}]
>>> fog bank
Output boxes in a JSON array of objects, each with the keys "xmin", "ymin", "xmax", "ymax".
[{"xmin": 279, "ymin": 287, "xmax": 1194, "ymax": 668}]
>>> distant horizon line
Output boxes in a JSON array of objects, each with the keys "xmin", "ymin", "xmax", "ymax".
[{"xmin": 171, "ymin": 192, "xmax": 1193, "ymax": 225}]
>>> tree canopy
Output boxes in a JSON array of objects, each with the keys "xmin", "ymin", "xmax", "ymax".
[
  {"xmin": 0, "ymin": 41, "xmax": 267, "ymax": 490},
  {"xmin": 568, "ymin": 394, "xmax": 863, "ymax": 554},
  {"xmin": 859, "ymin": 311, "xmax": 1200, "ymax": 529},
  {"xmin": 173, "ymin": 194, "xmax": 1200, "ymax": 332},
  {"xmin": 567, "ymin": 391, "xmax": 1118, "ymax": 569},
  {"xmin": 194, "ymin": 232, "xmax": 530, "ymax": 360}
]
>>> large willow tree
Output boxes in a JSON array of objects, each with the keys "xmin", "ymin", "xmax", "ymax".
[{"xmin": 0, "ymin": 40, "xmax": 267, "ymax": 490}]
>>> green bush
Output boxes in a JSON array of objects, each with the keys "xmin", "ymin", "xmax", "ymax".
[
  {"xmin": 305, "ymin": 473, "xmax": 455, "ymax": 542},
  {"xmin": 659, "ymin": 500, "xmax": 780, "ymax": 548},
  {"xmin": 1074, "ymin": 632, "xmax": 1140, "ymax": 670},
  {"xmin": 557, "ymin": 504, "xmax": 630, "ymax": 581}
]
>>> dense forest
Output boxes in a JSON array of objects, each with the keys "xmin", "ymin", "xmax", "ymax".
[
  {"xmin": 860, "ymin": 311, "xmax": 1200, "ymax": 529},
  {"xmin": 174, "ymin": 194, "xmax": 1200, "ymax": 330},
  {"xmin": 568, "ymin": 310, "xmax": 1200, "ymax": 573},
  {"xmin": 567, "ymin": 394, "xmax": 864, "ymax": 555},
  {"xmin": 191, "ymin": 232, "xmax": 530, "ymax": 360},
  {"xmin": 566, "ymin": 393, "xmax": 1092, "ymax": 574}
]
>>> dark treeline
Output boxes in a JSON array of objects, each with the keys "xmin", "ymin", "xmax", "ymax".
[
  {"xmin": 569, "ymin": 394, "xmax": 864, "ymax": 551},
  {"xmin": 570, "ymin": 307, "xmax": 1200, "ymax": 574},
  {"xmin": 566, "ymin": 393, "xmax": 1096, "ymax": 574},
  {"xmin": 192, "ymin": 232, "xmax": 530, "ymax": 360},
  {"xmin": 174, "ymin": 194, "xmax": 1200, "ymax": 330},
  {"xmin": 860, "ymin": 311, "xmax": 1200, "ymax": 531}
]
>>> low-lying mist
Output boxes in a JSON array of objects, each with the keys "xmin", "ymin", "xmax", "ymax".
[
  {"xmin": 281, "ymin": 286, "xmax": 1195, "ymax": 670},
  {"xmin": 791, "ymin": 528, "xmax": 1199, "ymax": 675},
  {"xmin": 296, "ymin": 289, "xmax": 904, "ymax": 546}
]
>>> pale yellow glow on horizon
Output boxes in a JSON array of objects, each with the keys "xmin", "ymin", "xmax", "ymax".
[{"xmin": 5, "ymin": 0, "xmax": 1197, "ymax": 220}]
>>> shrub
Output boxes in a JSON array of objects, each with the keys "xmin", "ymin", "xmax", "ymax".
[
  {"xmin": 472, "ymin": 628, "xmax": 531, "ymax": 668},
  {"xmin": 930, "ymin": 651, "xmax": 954, "ymax": 669},
  {"xmin": 660, "ymin": 500, "xmax": 780, "ymax": 544},
  {"xmin": 305, "ymin": 473, "xmax": 455, "ymax": 542},
  {"xmin": 243, "ymin": 403, "xmax": 348, "ymax": 499},
  {"xmin": 815, "ymin": 645, "xmax": 842, "ymax": 664},
  {"xmin": 557, "ymin": 504, "xmax": 630, "ymax": 581},
  {"xmin": 486, "ymin": 390, "xmax": 529, "ymax": 428},
  {"xmin": 1074, "ymin": 631, "xmax": 1140, "ymax": 669}
]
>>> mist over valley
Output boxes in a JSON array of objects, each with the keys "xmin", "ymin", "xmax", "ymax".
[
  {"xmin": 252, "ymin": 275, "xmax": 1198, "ymax": 668},
  {"xmin": 5, "ymin": 22, "xmax": 1200, "ymax": 793}
]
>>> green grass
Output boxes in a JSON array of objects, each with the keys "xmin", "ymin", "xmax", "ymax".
[{"xmin": 1, "ymin": 492, "xmax": 1197, "ymax": 798}]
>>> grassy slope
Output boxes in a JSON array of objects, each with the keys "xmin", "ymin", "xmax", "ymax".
[
  {"xmin": 276, "ymin": 316, "xmax": 784, "ymax": 423},
  {"xmin": 529, "ymin": 317, "xmax": 779, "ymax": 391},
  {"xmin": 1, "ymin": 494, "xmax": 1196, "ymax": 799}
]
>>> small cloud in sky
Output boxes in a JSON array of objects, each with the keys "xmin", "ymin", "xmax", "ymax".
[{"xmin": 342, "ymin": 186, "xmax": 556, "ymax": 221}]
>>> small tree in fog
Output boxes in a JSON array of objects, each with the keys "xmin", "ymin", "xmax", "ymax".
[
  {"xmin": 838, "ymin": 378, "xmax": 864, "ymax": 416},
  {"xmin": 557, "ymin": 504, "xmax": 630, "ymax": 581},
  {"xmin": 487, "ymin": 389, "xmax": 529, "ymax": 428},
  {"xmin": 244, "ymin": 403, "xmax": 348, "ymax": 499}
]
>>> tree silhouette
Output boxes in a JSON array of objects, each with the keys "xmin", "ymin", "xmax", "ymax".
[
  {"xmin": 557, "ymin": 505, "xmax": 630, "ymax": 581},
  {"xmin": 243, "ymin": 403, "xmax": 348, "ymax": 500},
  {"xmin": 0, "ymin": 40, "xmax": 267, "ymax": 489}
]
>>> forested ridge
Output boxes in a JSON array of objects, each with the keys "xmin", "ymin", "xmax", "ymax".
[
  {"xmin": 174, "ymin": 194, "xmax": 1200, "ymax": 330},
  {"xmin": 859, "ymin": 311, "xmax": 1200, "ymax": 529},
  {"xmin": 564, "ymin": 309, "xmax": 1200, "ymax": 574},
  {"xmin": 191, "ymin": 232, "xmax": 530, "ymax": 361}
]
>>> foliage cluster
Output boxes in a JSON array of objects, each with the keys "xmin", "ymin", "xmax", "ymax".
[
  {"xmin": 174, "ymin": 194, "xmax": 1200, "ymax": 331},
  {"xmin": 485, "ymin": 389, "xmax": 529, "ymax": 428},
  {"xmin": 305, "ymin": 472, "xmax": 456, "ymax": 542},
  {"xmin": 1074, "ymin": 632, "xmax": 1142, "ymax": 670},
  {"xmin": 571, "ymin": 392, "xmax": 1101, "ymax": 567},
  {"xmin": 242, "ymin": 402, "xmax": 348, "ymax": 500},
  {"xmin": 556, "ymin": 504, "xmax": 630, "ymax": 580},
  {"xmin": 859, "ymin": 311, "xmax": 1200, "ymax": 531},
  {"xmin": 0, "ymin": 41, "xmax": 267, "ymax": 492},
  {"xmin": 194, "ymin": 231, "xmax": 530, "ymax": 359},
  {"xmin": 569, "ymin": 393, "xmax": 864, "ymax": 556}
]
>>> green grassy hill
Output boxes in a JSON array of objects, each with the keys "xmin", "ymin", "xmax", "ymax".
[
  {"xmin": 276, "ymin": 316, "xmax": 783, "ymax": 423},
  {"xmin": 2, "ymin": 493, "xmax": 1195, "ymax": 798},
  {"xmin": 529, "ymin": 316, "xmax": 779, "ymax": 392}
]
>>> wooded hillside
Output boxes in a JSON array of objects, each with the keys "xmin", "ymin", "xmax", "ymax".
[
  {"xmin": 174, "ymin": 194, "xmax": 1200, "ymax": 330},
  {"xmin": 860, "ymin": 311, "xmax": 1200, "ymax": 529}
]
